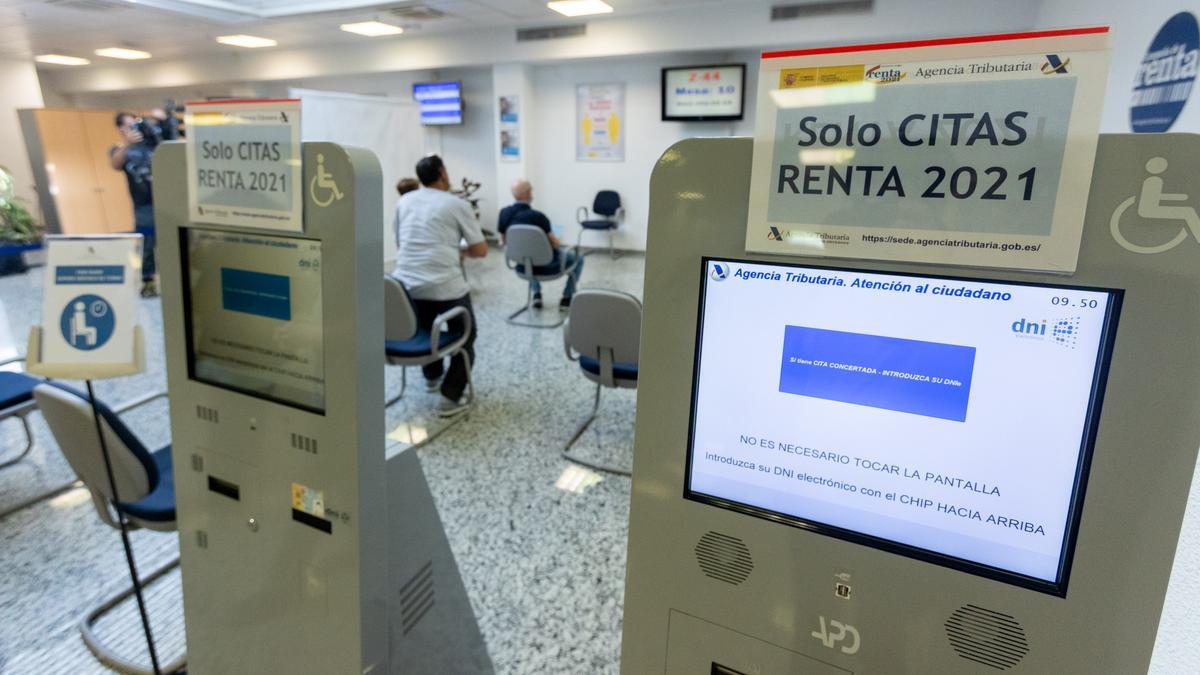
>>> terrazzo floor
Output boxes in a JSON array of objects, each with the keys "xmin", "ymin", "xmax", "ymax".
[{"xmin": 0, "ymin": 247, "xmax": 645, "ymax": 674}]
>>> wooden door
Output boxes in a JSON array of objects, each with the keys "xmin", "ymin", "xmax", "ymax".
[
  {"xmin": 32, "ymin": 109, "xmax": 107, "ymax": 234},
  {"xmin": 80, "ymin": 110, "xmax": 133, "ymax": 232}
]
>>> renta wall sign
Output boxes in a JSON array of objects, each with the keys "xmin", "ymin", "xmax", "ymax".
[
  {"xmin": 747, "ymin": 27, "xmax": 1111, "ymax": 274},
  {"xmin": 185, "ymin": 99, "xmax": 303, "ymax": 232},
  {"xmin": 1131, "ymin": 12, "xmax": 1199, "ymax": 133}
]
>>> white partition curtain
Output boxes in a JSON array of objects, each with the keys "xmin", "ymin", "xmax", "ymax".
[{"xmin": 290, "ymin": 88, "xmax": 424, "ymax": 266}]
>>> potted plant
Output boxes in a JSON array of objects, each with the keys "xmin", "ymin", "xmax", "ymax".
[{"xmin": 0, "ymin": 165, "xmax": 42, "ymax": 275}]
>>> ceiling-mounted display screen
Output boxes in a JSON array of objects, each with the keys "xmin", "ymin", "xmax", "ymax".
[
  {"xmin": 662, "ymin": 64, "xmax": 746, "ymax": 121},
  {"xmin": 182, "ymin": 228, "xmax": 325, "ymax": 414},
  {"xmin": 685, "ymin": 258, "xmax": 1121, "ymax": 595},
  {"xmin": 414, "ymin": 81, "xmax": 463, "ymax": 126}
]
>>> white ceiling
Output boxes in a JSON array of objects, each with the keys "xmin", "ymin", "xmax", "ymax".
[{"xmin": 0, "ymin": 0, "xmax": 736, "ymax": 63}]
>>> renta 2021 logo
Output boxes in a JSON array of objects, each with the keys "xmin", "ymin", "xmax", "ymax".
[
  {"xmin": 865, "ymin": 64, "xmax": 906, "ymax": 84},
  {"xmin": 1132, "ymin": 12, "xmax": 1199, "ymax": 133}
]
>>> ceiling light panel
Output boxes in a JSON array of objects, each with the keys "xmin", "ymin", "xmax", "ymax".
[
  {"xmin": 94, "ymin": 47, "xmax": 152, "ymax": 60},
  {"xmin": 35, "ymin": 54, "xmax": 91, "ymax": 66},
  {"xmin": 547, "ymin": 0, "xmax": 614, "ymax": 17},
  {"xmin": 340, "ymin": 21, "xmax": 404, "ymax": 37},
  {"xmin": 216, "ymin": 34, "xmax": 278, "ymax": 48}
]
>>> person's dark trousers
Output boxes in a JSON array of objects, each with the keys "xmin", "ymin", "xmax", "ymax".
[
  {"xmin": 134, "ymin": 204, "xmax": 156, "ymax": 282},
  {"xmin": 412, "ymin": 293, "xmax": 477, "ymax": 401}
]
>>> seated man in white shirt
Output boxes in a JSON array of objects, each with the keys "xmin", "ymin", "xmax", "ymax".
[{"xmin": 392, "ymin": 154, "xmax": 488, "ymax": 417}]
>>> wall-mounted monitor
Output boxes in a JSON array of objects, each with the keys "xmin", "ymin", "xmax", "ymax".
[
  {"xmin": 686, "ymin": 258, "xmax": 1121, "ymax": 595},
  {"xmin": 661, "ymin": 64, "xmax": 746, "ymax": 122},
  {"xmin": 413, "ymin": 81, "xmax": 463, "ymax": 126},
  {"xmin": 182, "ymin": 228, "xmax": 326, "ymax": 414}
]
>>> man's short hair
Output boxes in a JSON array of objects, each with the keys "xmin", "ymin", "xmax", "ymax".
[
  {"xmin": 416, "ymin": 155, "xmax": 444, "ymax": 186},
  {"xmin": 115, "ymin": 112, "xmax": 135, "ymax": 128}
]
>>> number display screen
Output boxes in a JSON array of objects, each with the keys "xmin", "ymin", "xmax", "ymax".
[
  {"xmin": 662, "ymin": 64, "xmax": 746, "ymax": 121},
  {"xmin": 685, "ymin": 258, "xmax": 1121, "ymax": 594}
]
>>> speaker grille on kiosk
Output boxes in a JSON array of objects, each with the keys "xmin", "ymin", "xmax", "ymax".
[
  {"xmin": 694, "ymin": 532, "xmax": 753, "ymax": 585},
  {"xmin": 945, "ymin": 604, "xmax": 1030, "ymax": 670}
]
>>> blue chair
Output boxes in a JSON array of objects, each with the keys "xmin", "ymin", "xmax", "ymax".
[
  {"xmin": 504, "ymin": 224, "xmax": 582, "ymax": 329},
  {"xmin": 562, "ymin": 289, "xmax": 641, "ymax": 475},
  {"xmin": 384, "ymin": 275, "xmax": 475, "ymax": 408},
  {"xmin": 32, "ymin": 383, "xmax": 184, "ymax": 675},
  {"xmin": 576, "ymin": 190, "xmax": 624, "ymax": 259},
  {"xmin": 0, "ymin": 357, "xmax": 42, "ymax": 472}
]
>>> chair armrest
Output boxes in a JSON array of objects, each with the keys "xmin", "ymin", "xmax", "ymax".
[
  {"xmin": 615, "ymin": 207, "xmax": 625, "ymax": 223},
  {"xmin": 576, "ymin": 206, "xmax": 588, "ymax": 224},
  {"xmin": 0, "ymin": 355, "xmax": 25, "ymax": 367},
  {"xmin": 113, "ymin": 390, "xmax": 168, "ymax": 415},
  {"xmin": 431, "ymin": 306, "xmax": 471, "ymax": 356},
  {"xmin": 563, "ymin": 320, "xmax": 578, "ymax": 362}
]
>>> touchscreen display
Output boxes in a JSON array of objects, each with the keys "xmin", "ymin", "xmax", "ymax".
[
  {"xmin": 184, "ymin": 228, "xmax": 325, "ymax": 413},
  {"xmin": 686, "ymin": 258, "xmax": 1120, "ymax": 593}
]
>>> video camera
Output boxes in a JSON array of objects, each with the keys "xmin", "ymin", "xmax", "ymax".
[{"xmin": 134, "ymin": 99, "xmax": 185, "ymax": 148}]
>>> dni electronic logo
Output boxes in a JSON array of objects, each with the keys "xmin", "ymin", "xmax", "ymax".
[{"xmin": 1011, "ymin": 317, "xmax": 1081, "ymax": 348}]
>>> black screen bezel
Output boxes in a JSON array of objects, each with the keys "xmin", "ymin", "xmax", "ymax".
[
  {"xmin": 179, "ymin": 226, "xmax": 326, "ymax": 416},
  {"xmin": 683, "ymin": 256, "xmax": 1123, "ymax": 597},
  {"xmin": 661, "ymin": 64, "xmax": 747, "ymax": 122}
]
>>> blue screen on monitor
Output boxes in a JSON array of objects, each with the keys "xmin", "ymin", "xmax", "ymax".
[{"xmin": 413, "ymin": 81, "xmax": 463, "ymax": 125}]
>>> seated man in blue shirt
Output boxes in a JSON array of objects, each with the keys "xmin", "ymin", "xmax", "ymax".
[{"xmin": 497, "ymin": 179, "xmax": 584, "ymax": 309}]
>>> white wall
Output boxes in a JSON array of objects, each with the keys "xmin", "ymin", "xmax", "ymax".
[
  {"xmin": 1038, "ymin": 2, "xmax": 1198, "ymax": 133},
  {"xmin": 429, "ymin": 67, "xmax": 498, "ymax": 228},
  {"xmin": 529, "ymin": 52, "xmax": 757, "ymax": 251},
  {"xmin": 0, "ymin": 59, "xmax": 45, "ymax": 205}
]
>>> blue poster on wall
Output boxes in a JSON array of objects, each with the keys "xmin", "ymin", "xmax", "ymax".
[{"xmin": 1131, "ymin": 12, "xmax": 1199, "ymax": 133}]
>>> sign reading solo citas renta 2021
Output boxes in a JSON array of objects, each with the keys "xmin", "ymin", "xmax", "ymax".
[{"xmin": 747, "ymin": 28, "xmax": 1112, "ymax": 273}]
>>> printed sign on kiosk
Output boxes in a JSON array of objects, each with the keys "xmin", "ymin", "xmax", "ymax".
[
  {"xmin": 185, "ymin": 99, "xmax": 303, "ymax": 232},
  {"xmin": 747, "ymin": 28, "xmax": 1112, "ymax": 272}
]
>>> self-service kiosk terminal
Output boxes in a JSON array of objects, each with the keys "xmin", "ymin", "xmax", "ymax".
[
  {"xmin": 153, "ymin": 142, "xmax": 492, "ymax": 674},
  {"xmin": 621, "ymin": 133, "xmax": 1200, "ymax": 673}
]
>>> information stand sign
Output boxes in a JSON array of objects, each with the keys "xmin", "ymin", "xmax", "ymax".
[{"xmin": 28, "ymin": 234, "xmax": 142, "ymax": 377}]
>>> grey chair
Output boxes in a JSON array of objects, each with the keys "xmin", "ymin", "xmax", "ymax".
[
  {"xmin": 576, "ymin": 190, "xmax": 624, "ymax": 259},
  {"xmin": 504, "ymin": 224, "xmax": 581, "ymax": 329},
  {"xmin": 33, "ymin": 383, "xmax": 185, "ymax": 675},
  {"xmin": 562, "ymin": 289, "xmax": 641, "ymax": 476},
  {"xmin": 384, "ymin": 275, "xmax": 475, "ymax": 408}
]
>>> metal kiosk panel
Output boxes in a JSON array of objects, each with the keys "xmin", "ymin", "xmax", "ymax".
[
  {"xmin": 154, "ymin": 142, "xmax": 491, "ymax": 674},
  {"xmin": 621, "ymin": 134, "xmax": 1200, "ymax": 674}
]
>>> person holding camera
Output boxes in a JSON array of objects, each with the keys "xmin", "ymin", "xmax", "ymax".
[{"xmin": 110, "ymin": 108, "xmax": 174, "ymax": 297}]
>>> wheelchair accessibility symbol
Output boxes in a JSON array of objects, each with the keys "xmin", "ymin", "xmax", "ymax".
[
  {"xmin": 1111, "ymin": 157, "xmax": 1200, "ymax": 254},
  {"xmin": 309, "ymin": 153, "xmax": 344, "ymax": 208},
  {"xmin": 59, "ymin": 294, "xmax": 115, "ymax": 351}
]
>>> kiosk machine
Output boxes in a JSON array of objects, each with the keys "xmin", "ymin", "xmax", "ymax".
[
  {"xmin": 621, "ymin": 133, "xmax": 1200, "ymax": 673},
  {"xmin": 154, "ymin": 142, "xmax": 492, "ymax": 673}
]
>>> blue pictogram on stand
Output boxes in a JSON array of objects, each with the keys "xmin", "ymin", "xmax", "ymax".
[{"xmin": 59, "ymin": 294, "xmax": 115, "ymax": 351}]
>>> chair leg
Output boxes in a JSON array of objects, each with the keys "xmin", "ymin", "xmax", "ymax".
[
  {"xmin": 507, "ymin": 281, "xmax": 565, "ymax": 328},
  {"xmin": 0, "ymin": 413, "xmax": 35, "ymax": 471},
  {"xmin": 386, "ymin": 366, "xmax": 406, "ymax": 407},
  {"xmin": 561, "ymin": 381, "xmax": 632, "ymax": 476},
  {"xmin": 79, "ymin": 555, "xmax": 187, "ymax": 675},
  {"xmin": 608, "ymin": 228, "xmax": 620, "ymax": 260}
]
